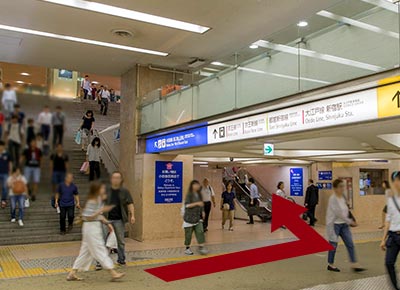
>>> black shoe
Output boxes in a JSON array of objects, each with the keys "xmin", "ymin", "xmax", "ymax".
[
  {"xmin": 309, "ymin": 224, "xmax": 315, "ymax": 227},
  {"xmin": 117, "ymin": 261, "xmax": 126, "ymax": 267},
  {"xmin": 327, "ymin": 265, "xmax": 340, "ymax": 272},
  {"xmin": 60, "ymin": 231, "xmax": 66, "ymax": 235},
  {"xmin": 247, "ymin": 222, "xmax": 254, "ymax": 224},
  {"xmin": 31, "ymin": 195, "xmax": 36, "ymax": 202},
  {"xmin": 204, "ymin": 228, "xmax": 208, "ymax": 232},
  {"xmin": 67, "ymin": 225, "xmax": 73, "ymax": 233},
  {"xmin": 352, "ymin": 267, "xmax": 366, "ymax": 272},
  {"xmin": 95, "ymin": 262, "xmax": 102, "ymax": 271}
]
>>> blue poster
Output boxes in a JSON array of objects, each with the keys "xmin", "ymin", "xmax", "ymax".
[
  {"xmin": 317, "ymin": 182, "xmax": 332, "ymax": 190},
  {"xmin": 155, "ymin": 161, "xmax": 183, "ymax": 203},
  {"xmin": 146, "ymin": 126, "xmax": 208, "ymax": 153},
  {"xmin": 318, "ymin": 171, "xmax": 332, "ymax": 180},
  {"xmin": 290, "ymin": 168, "xmax": 303, "ymax": 196}
]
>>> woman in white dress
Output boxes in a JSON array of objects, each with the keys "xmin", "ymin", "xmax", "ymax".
[{"xmin": 67, "ymin": 182, "xmax": 124, "ymax": 281}]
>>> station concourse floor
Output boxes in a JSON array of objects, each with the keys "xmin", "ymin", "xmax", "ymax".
[{"xmin": 0, "ymin": 219, "xmax": 395, "ymax": 290}]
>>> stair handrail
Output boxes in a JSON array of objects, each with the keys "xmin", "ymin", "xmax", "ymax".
[{"xmin": 98, "ymin": 124, "xmax": 120, "ymax": 173}]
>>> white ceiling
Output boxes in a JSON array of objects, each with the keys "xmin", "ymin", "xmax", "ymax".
[
  {"xmin": 164, "ymin": 118, "xmax": 400, "ymax": 163},
  {"xmin": 0, "ymin": 0, "xmax": 342, "ymax": 75}
]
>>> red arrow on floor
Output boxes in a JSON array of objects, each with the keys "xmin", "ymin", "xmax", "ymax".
[{"xmin": 145, "ymin": 195, "xmax": 334, "ymax": 282}]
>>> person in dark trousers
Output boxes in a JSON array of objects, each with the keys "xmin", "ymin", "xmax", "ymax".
[
  {"xmin": 0, "ymin": 141, "xmax": 12, "ymax": 208},
  {"xmin": 6, "ymin": 115, "xmax": 24, "ymax": 169},
  {"xmin": 12, "ymin": 104, "xmax": 25, "ymax": 125},
  {"xmin": 21, "ymin": 139, "xmax": 42, "ymax": 201},
  {"xmin": 200, "ymin": 178, "xmax": 215, "ymax": 232},
  {"xmin": 305, "ymin": 179, "xmax": 319, "ymax": 226},
  {"xmin": 101, "ymin": 171, "xmax": 135, "ymax": 267},
  {"xmin": 52, "ymin": 105, "xmax": 65, "ymax": 147},
  {"xmin": 55, "ymin": 173, "xmax": 80, "ymax": 235},
  {"xmin": 50, "ymin": 144, "xmax": 69, "ymax": 194},
  {"xmin": 248, "ymin": 178, "xmax": 260, "ymax": 224},
  {"xmin": 86, "ymin": 137, "xmax": 101, "ymax": 181},
  {"xmin": 381, "ymin": 171, "xmax": 400, "ymax": 290},
  {"xmin": 26, "ymin": 118, "xmax": 36, "ymax": 145}
]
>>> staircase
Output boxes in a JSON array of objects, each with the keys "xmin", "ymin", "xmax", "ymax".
[{"xmin": 0, "ymin": 94, "xmax": 120, "ymax": 245}]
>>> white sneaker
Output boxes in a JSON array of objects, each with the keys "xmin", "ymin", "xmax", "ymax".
[
  {"xmin": 199, "ymin": 247, "xmax": 209, "ymax": 255},
  {"xmin": 18, "ymin": 220, "xmax": 24, "ymax": 227},
  {"xmin": 184, "ymin": 248, "xmax": 194, "ymax": 255},
  {"xmin": 11, "ymin": 218, "xmax": 16, "ymax": 223}
]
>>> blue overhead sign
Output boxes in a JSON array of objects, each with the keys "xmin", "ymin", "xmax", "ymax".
[
  {"xmin": 146, "ymin": 127, "xmax": 208, "ymax": 153},
  {"xmin": 155, "ymin": 161, "xmax": 183, "ymax": 203},
  {"xmin": 290, "ymin": 168, "xmax": 303, "ymax": 196},
  {"xmin": 318, "ymin": 171, "xmax": 332, "ymax": 180}
]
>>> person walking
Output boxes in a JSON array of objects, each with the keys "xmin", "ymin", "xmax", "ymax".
[
  {"xmin": 0, "ymin": 141, "xmax": 12, "ymax": 208},
  {"xmin": 66, "ymin": 182, "xmax": 125, "ymax": 282},
  {"xmin": 183, "ymin": 180, "xmax": 208, "ymax": 255},
  {"xmin": 380, "ymin": 180, "xmax": 393, "ymax": 229},
  {"xmin": 101, "ymin": 171, "xmax": 135, "ymax": 266},
  {"xmin": 100, "ymin": 86, "xmax": 110, "ymax": 116},
  {"xmin": 55, "ymin": 173, "xmax": 80, "ymax": 235},
  {"xmin": 247, "ymin": 178, "xmax": 260, "ymax": 225},
  {"xmin": 50, "ymin": 144, "xmax": 69, "ymax": 194},
  {"xmin": 221, "ymin": 181, "xmax": 236, "ymax": 231},
  {"xmin": 305, "ymin": 179, "xmax": 319, "ymax": 226},
  {"xmin": 52, "ymin": 106, "xmax": 65, "ymax": 147},
  {"xmin": 37, "ymin": 105, "xmax": 52, "ymax": 146},
  {"xmin": 87, "ymin": 137, "xmax": 101, "ymax": 181},
  {"xmin": 6, "ymin": 115, "xmax": 24, "ymax": 169},
  {"xmin": 12, "ymin": 104, "xmax": 25, "ymax": 125},
  {"xmin": 326, "ymin": 179, "xmax": 365, "ymax": 273},
  {"xmin": 381, "ymin": 172, "xmax": 400, "ymax": 290},
  {"xmin": 200, "ymin": 178, "xmax": 215, "ymax": 232},
  {"xmin": 26, "ymin": 118, "xmax": 36, "ymax": 145},
  {"xmin": 21, "ymin": 139, "xmax": 42, "ymax": 201},
  {"xmin": 2, "ymin": 83, "xmax": 17, "ymax": 117},
  {"xmin": 276, "ymin": 181, "xmax": 287, "ymax": 198},
  {"xmin": 79, "ymin": 110, "xmax": 95, "ymax": 151},
  {"xmin": 7, "ymin": 167, "xmax": 27, "ymax": 227},
  {"xmin": 80, "ymin": 75, "xmax": 91, "ymax": 100}
]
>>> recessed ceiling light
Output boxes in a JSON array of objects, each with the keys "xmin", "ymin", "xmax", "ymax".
[
  {"xmin": 249, "ymin": 44, "xmax": 259, "ymax": 49},
  {"xmin": 0, "ymin": 24, "xmax": 168, "ymax": 56},
  {"xmin": 20, "ymin": 72, "xmax": 30, "ymax": 76},
  {"xmin": 297, "ymin": 20, "xmax": 308, "ymax": 27},
  {"xmin": 41, "ymin": 0, "xmax": 210, "ymax": 34},
  {"xmin": 15, "ymin": 81, "xmax": 24, "ymax": 84}
]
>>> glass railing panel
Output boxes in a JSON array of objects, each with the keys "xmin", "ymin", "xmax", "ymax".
[
  {"xmin": 140, "ymin": 101, "xmax": 161, "ymax": 133},
  {"xmin": 160, "ymin": 88, "xmax": 193, "ymax": 128}
]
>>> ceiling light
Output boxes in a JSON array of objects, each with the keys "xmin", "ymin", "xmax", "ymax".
[
  {"xmin": 254, "ymin": 40, "xmax": 383, "ymax": 71},
  {"xmin": 92, "ymin": 81, "xmax": 99, "ymax": 84},
  {"xmin": 41, "ymin": 0, "xmax": 210, "ymax": 34},
  {"xmin": 15, "ymin": 81, "xmax": 24, "ymax": 84},
  {"xmin": 249, "ymin": 44, "xmax": 259, "ymax": 49},
  {"xmin": 20, "ymin": 72, "xmax": 30, "ymax": 76},
  {"xmin": 361, "ymin": 0, "xmax": 399, "ymax": 12},
  {"xmin": 210, "ymin": 61, "xmax": 232, "ymax": 67},
  {"xmin": 297, "ymin": 20, "xmax": 308, "ymax": 27},
  {"xmin": 0, "ymin": 24, "xmax": 168, "ymax": 56}
]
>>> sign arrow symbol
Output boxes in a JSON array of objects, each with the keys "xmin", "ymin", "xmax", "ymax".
[
  {"xmin": 145, "ymin": 195, "xmax": 334, "ymax": 282},
  {"xmin": 392, "ymin": 90, "xmax": 400, "ymax": 108},
  {"xmin": 212, "ymin": 129, "xmax": 218, "ymax": 139},
  {"xmin": 265, "ymin": 146, "xmax": 273, "ymax": 154}
]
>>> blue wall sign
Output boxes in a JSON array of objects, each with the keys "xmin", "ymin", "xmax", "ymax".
[
  {"xmin": 317, "ymin": 182, "xmax": 333, "ymax": 190},
  {"xmin": 318, "ymin": 171, "xmax": 332, "ymax": 180},
  {"xmin": 146, "ymin": 127, "xmax": 208, "ymax": 153},
  {"xmin": 155, "ymin": 161, "xmax": 183, "ymax": 203},
  {"xmin": 290, "ymin": 168, "xmax": 303, "ymax": 196}
]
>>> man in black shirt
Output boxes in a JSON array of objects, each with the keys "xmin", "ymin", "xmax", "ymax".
[
  {"xmin": 305, "ymin": 179, "xmax": 319, "ymax": 226},
  {"xmin": 50, "ymin": 144, "xmax": 69, "ymax": 194},
  {"xmin": 105, "ymin": 171, "xmax": 135, "ymax": 266}
]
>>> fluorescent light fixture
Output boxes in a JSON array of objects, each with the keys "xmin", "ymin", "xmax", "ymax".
[
  {"xmin": 211, "ymin": 61, "xmax": 232, "ymax": 67},
  {"xmin": 297, "ymin": 20, "xmax": 308, "ymax": 27},
  {"xmin": 193, "ymin": 161, "xmax": 208, "ymax": 165},
  {"xmin": 249, "ymin": 44, "xmax": 259, "ymax": 49},
  {"xmin": 91, "ymin": 81, "xmax": 99, "ymax": 84},
  {"xmin": 0, "ymin": 24, "xmax": 169, "ymax": 56},
  {"xmin": 378, "ymin": 133, "xmax": 400, "ymax": 147},
  {"xmin": 361, "ymin": 0, "xmax": 399, "ymax": 12},
  {"xmin": 238, "ymin": 66, "xmax": 331, "ymax": 84},
  {"xmin": 15, "ymin": 81, "xmax": 24, "ymax": 84},
  {"xmin": 20, "ymin": 72, "xmax": 30, "ymax": 76},
  {"xmin": 202, "ymin": 67, "xmax": 220, "ymax": 72},
  {"xmin": 254, "ymin": 40, "xmax": 383, "ymax": 71},
  {"xmin": 317, "ymin": 10, "xmax": 399, "ymax": 39},
  {"xmin": 241, "ymin": 149, "xmax": 365, "ymax": 157},
  {"xmin": 41, "ymin": 0, "xmax": 210, "ymax": 34}
]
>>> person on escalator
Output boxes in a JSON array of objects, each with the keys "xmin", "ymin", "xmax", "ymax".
[
  {"xmin": 237, "ymin": 167, "xmax": 248, "ymax": 192},
  {"xmin": 276, "ymin": 181, "xmax": 287, "ymax": 199},
  {"xmin": 221, "ymin": 181, "xmax": 236, "ymax": 231},
  {"xmin": 247, "ymin": 178, "xmax": 260, "ymax": 225}
]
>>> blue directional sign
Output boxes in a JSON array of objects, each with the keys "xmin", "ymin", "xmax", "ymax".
[
  {"xmin": 318, "ymin": 171, "xmax": 332, "ymax": 180},
  {"xmin": 146, "ymin": 126, "xmax": 208, "ymax": 153},
  {"xmin": 290, "ymin": 168, "xmax": 303, "ymax": 196}
]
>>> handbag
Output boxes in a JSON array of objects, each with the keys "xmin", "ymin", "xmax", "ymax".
[
  {"xmin": 75, "ymin": 130, "xmax": 82, "ymax": 145},
  {"xmin": 80, "ymin": 161, "xmax": 89, "ymax": 173},
  {"xmin": 24, "ymin": 198, "xmax": 30, "ymax": 208},
  {"xmin": 344, "ymin": 194, "xmax": 356, "ymax": 226},
  {"xmin": 223, "ymin": 203, "xmax": 230, "ymax": 211}
]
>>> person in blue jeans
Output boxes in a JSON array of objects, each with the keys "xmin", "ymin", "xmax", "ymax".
[
  {"xmin": 0, "ymin": 141, "xmax": 12, "ymax": 208},
  {"xmin": 50, "ymin": 144, "xmax": 69, "ymax": 194},
  {"xmin": 326, "ymin": 179, "xmax": 365, "ymax": 273},
  {"xmin": 21, "ymin": 139, "xmax": 42, "ymax": 201},
  {"xmin": 7, "ymin": 168, "xmax": 27, "ymax": 227}
]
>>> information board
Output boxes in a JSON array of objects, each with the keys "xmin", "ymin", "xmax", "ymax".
[
  {"xmin": 155, "ymin": 161, "xmax": 183, "ymax": 203},
  {"xmin": 318, "ymin": 171, "xmax": 332, "ymax": 180},
  {"xmin": 290, "ymin": 168, "xmax": 303, "ymax": 196}
]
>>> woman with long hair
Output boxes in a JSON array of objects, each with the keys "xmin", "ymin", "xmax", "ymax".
[
  {"xmin": 79, "ymin": 110, "xmax": 95, "ymax": 151},
  {"xmin": 67, "ymin": 182, "xmax": 124, "ymax": 281},
  {"xmin": 183, "ymin": 180, "xmax": 208, "ymax": 256},
  {"xmin": 87, "ymin": 137, "xmax": 101, "ymax": 181},
  {"xmin": 380, "ymin": 180, "xmax": 393, "ymax": 229},
  {"xmin": 221, "ymin": 181, "xmax": 236, "ymax": 231}
]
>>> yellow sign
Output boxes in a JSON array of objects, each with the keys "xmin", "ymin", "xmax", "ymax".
[{"xmin": 377, "ymin": 76, "xmax": 400, "ymax": 118}]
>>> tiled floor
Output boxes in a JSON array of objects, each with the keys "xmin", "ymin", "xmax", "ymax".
[
  {"xmin": 0, "ymin": 220, "xmax": 383, "ymax": 280},
  {"xmin": 301, "ymin": 275, "xmax": 393, "ymax": 290}
]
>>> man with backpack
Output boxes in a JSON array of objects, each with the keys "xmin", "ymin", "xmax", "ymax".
[{"xmin": 20, "ymin": 139, "xmax": 42, "ymax": 202}]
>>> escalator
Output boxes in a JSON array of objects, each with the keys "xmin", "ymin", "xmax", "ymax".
[{"xmin": 232, "ymin": 179, "xmax": 272, "ymax": 222}]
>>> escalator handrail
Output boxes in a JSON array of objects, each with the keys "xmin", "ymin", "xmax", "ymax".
[{"xmin": 232, "ymin": 180, "xmax": 272, "ymax": 213}]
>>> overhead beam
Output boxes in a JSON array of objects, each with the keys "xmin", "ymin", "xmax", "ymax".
[{"xmin": 361, "ymin": 0, "xmax": 399, "ymax": 13}]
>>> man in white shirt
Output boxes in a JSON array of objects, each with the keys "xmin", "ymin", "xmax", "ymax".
[
  {"xmin": 248, "ymin": 178, "xmax": 260, "ymax": 224},
  {"xmin": 81, "ymin": 75, "xmax": 91, "ymax": 100},
  {"xmin": 201, "ymin": 178, "xmax": 215, "ymax": 232},
  {"xmin": 100, "ymin": 86, "xmax": 111, "ymax": 116},
  {"xmin": 2, "ymin": 83, "xmax": 17, "ymax": 117},
  {"xmin": 37, "ymin": 106, "xmax": 52, "ymax": 145}
]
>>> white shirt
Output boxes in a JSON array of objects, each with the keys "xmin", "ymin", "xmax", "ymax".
[
  {"xmin": 81, "ymin": 79, "xmax": 91, "ymax": 91},
  {"xmin": 201, "ymin": 185, "xmax": 215, "ymax": 202},
  {"xmin": 8, "ymin": 123, "xmax": 24, "ymax": 144},
  {"xmin": 100, "ymin": 90, "xmax": 110, "ymax": 101},
  {"xmin": 38, "ymin": 112, "xmax": 52, "ymax": 125},
  {"xmin": 250, "ymin": 183, "xmax": 260, "ymax": 199},
  {"xmin": 2, "ymin": 89, "xmax": 17, "ymax": 106},
  {"xmin": 326, "ymin": 194, "xmax": 352, "ymax": 242},
  {"xmin": 276, "ymin": 189, "xmax": 286, "ymax": 198},
  {"xmin": 387, "ymin": 197, "xmax": 400, "ymax": 232}
]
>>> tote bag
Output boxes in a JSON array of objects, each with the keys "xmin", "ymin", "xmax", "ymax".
[{"xmin": 75, "ymin": 130, "xmax": 82, "ymax": 145}]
